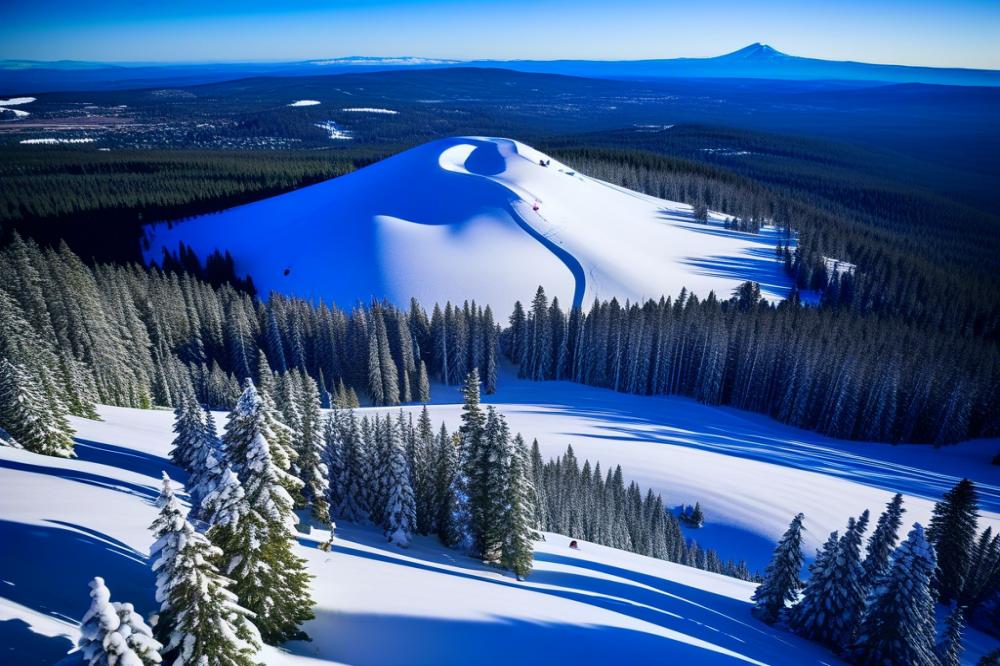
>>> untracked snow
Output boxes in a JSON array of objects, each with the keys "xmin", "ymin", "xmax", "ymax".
[
  {"xmin": 143, "ymin": 137, "xmax": 797, "ymax": 311},
  {"xmin": 2, "ymin": 376, "xmax": 998, "ymax": 664}
]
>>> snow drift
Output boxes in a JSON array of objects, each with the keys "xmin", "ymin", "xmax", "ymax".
[{"xmin": 143, "ymin": 137, "xmax": 796, "ymax": 310}]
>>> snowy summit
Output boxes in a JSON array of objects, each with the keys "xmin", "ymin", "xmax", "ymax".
[{"xmin": 144, "ymin": 137, "xmax": 795, "ymax": 310}]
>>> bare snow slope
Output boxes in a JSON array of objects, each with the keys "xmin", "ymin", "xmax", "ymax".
[{"xmin": 143, "ymin": 137, "xmax": 795, "ymax": 310}]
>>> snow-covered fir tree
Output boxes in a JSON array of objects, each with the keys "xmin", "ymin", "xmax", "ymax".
[
  {"xmin": 189, "ymin": 408, "xmax": 225, "ymax": 516},
  {"xmin": 383, "ymin": 414, "xmax": 416, "ymax": 547},
  {"xmin": 208, "ymin": 411, "xmax": 314, "ymax": 644},
  {"xmin": 221, "ymin": 380, "xmax": 302, "ymax": 501},
  {"xmin": 927, "ymin": 478, "xmax": 980, "ymax": 602},
  {"xmin": 478, "ymin": 406, "xmax": 512, "ymax": 563},
  {"xmin": 200, "ymin": 465, "xmax": 249, "ymax": 534},
  {"xmin": 501, "ymin": 434, "xmax": 536, "ymax": 580},
  {"xmin": 751, "ymin": 513, "xmax": 805, "ymax": 624},
  {"xmin": 936, "ymin": 604, "xmax": 966, "ymax": 666},
  {"xmin": 789, "ymin": 511, "xmax": 869, "ymax": 650},
  {"xmin": 455, "ymin": 369, "xmax": 484, "ymax": 552},
  {"xmin": 296, "ymin": 373, "xmax": 330, "ymax": 523},
  {"xmin": 851, "ymin": 523, "xmax": 939, "ymax": 666},
  {"xmin": 0, "ymin": 358, "xmax": 75, "ymax": 457},
  {"xmin": 78, "ymin": 576, "xmax": 162, "ymax": 666},
  {"xmin": 327, "ymin": 408, "xmax": 369, "ymax": 523},
  {"xmin": 151, "ymin": 479, "xmax": 261, "ymax": 666},
  {"xmin": 148, "ymin": 473, "xmax": 188, "ymax": 646},
  {"xmin": 861, "ymin": 493, "xmax": 905, "ymax": 591},
  {"xmin": 169, "ymin": 392, "xmax": 205, "ymax": 471},
  {"xmin": 412, "ymin": 406, "xmax": 437, "ymax": 535},
  {"xmin": 434, "ymin": 424, "xmax": 463, "ymax": 548}
]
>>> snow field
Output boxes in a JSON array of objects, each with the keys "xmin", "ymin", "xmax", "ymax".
[{"xmin": 143, "ymin": 137, "xmax": 798, "ymax": 312}]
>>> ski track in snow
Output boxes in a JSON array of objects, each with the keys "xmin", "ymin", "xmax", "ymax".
[
  {"xmin": 2, "ymin": 371, "xmax": 998, "ymax": 664},
  {"xmin": 143, "ymin": 136, "xmax": 800, "ymax": 312}
]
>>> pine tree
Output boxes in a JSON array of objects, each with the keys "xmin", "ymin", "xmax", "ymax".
[
  {"xmin": 169, "ymin": 392, "xmax": 205, "ymax": 471},
  {"xmin": 190, "ymin": 408, "xmax": 225, "ymax": 515},
  {"xmin": 478, "ymin": 406, "xmax": 511, "ymax": 563},
  {"xmin": 434, "ymin": 424, "xmax": 462, "ymax": 548},
  {"xmin": 936, "ymin": 605, "xmax": 966, "ymax": 666},
  {"xmin": 452, "ymin": 369, "xmax": 483, "ymax": 551},
  {"xmin": 751, "ymin": 513, "xmax": 805, "ymax": 624},
  {"xmin": 383, "ymin": 416, "xmax": 417, "ymax": 547},
  {"xmin": 297, "ymin": 375, "xmax": 330, "ymax": 523},
  {"xmin": 0, "ymin": 358, "xmax": 75, "ymax": 457},
  {"xmin": 152, "ymin": 485, "xmax": 261, "ymax": 666},
  {"xmin": 862, "ymin": 493, "xmax": 905, "ymax": 591},
  {"xmin": 149, "ymin": 473, "xmax": 187, "ymax": 646},
  {"xmin": 790, "ymin": 511, "xmax": 869, "ymax": 649},
  {"xmin": 851, "ymin": 524, "xmax": 939, "ymax": 666},
  {"xmin": 502, "ymin": 434, "xmax": 536, "ymax": 580},
  {"xmin": 78, "ymin": 576, "xmax": 163, "ymax": 666},
  {"xmin": 928, "ymin": 478, "xmax": 980, "ymax": 602},
  {"xmin": 210, "ymin": 399, "xmax": 314, "ymax": 644},
  {"xmin": 416, "ymin": 360, "xmax": 431, "ymax": 403},
  {"xmin": 329, "ymin": 409, "xmax": 369, "ymax": 523}
]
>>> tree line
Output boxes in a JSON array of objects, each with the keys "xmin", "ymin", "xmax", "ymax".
[
  {"xmin": 550, "ymin": 146, "xmax": 1000, "ymax": 342},
  {"xmin": 752, "ymin": 478, "xmax": 1000, "ymax": 664},
  {"xmin": 504, "ymin": 286, "xmax": 999, "ymax": 445}
]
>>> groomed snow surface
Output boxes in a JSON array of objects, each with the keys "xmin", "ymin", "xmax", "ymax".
[
  {"xmin": 2, "ymin": 373, "xmax": 998, "ymax": 664},
  {"xmin": 144, "ymin": 137, "xmax": 798, "ymax": 311}
]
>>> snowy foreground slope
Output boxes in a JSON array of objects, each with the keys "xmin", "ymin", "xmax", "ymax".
[
  {"xmin": 2, "ymin": 378, "xmax": 999, "ymax": 664},
  {"xmin": 143, "ymin": 137, "xmax": 796, "ymax": 310}
]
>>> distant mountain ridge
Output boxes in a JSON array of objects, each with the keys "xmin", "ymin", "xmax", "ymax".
[
  {"xmin": 465, "ymin": 43, "xmax": 1000, "ymax": 87},
  {"xmin": 2, "ymin": 44, "xmax": 998, "ymax": 93}
]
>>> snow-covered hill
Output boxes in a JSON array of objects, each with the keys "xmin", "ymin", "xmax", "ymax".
[
  {"xmin": 144, "ymin": 137, "xmax": 796, "ymax": 310},
  {"xmin": 3, "ymin": 377, "xmax": 998, "ymax": 664}
]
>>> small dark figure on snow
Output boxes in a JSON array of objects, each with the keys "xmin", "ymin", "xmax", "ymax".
[{"xmin": 569, "ymin": 540, "xmax": 579, "ymax": 550}]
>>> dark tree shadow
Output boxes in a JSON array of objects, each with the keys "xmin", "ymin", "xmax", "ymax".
[
  {"xmin": 284, "ymin": 610, "xmax": 765, "ymax": 666},
  {"xmin": 73, "ymin": 438, "xmax": 187, "ymax": 485},
  {"xmin": 0, "ymin": 619, "xmax": 74, "ymax": 666},
  {"xmin": 0, "ymin": 458, "xmax": 160, "ymax": 502},
  {"xmin": 0, "ymin": 518, "xmax": 156, "ymax": 664},
  {"xmin": 316, "ymin": 533, "xmax": 837, "ymax": 665}
]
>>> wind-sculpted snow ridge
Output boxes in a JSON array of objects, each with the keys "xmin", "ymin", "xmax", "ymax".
[{"xmin": 144, "ymin": 137, "xmax": 797, "ymax": 311}]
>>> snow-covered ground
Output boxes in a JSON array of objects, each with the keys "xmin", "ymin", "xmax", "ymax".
[
  {"xmin": 288, "ymin": 100, "xmax": 321, "ymax": 107},
  {"xmin": 2, "ymin": 373, "xmax": 997, "ymax": 664},
  {"xmin": 0, "ymin": 96, "xmax": 35, "ymax": 119},
  {"xmin": 18, "ymin": 138, "xmax": 95, "ymax": 145},
  {"xmin": 340, "ymin": 107, "xmax": 398, "ymax": 114},
  {"xmin": 143, "ymin": 137, "xmax": 797, "ymax": 311}
]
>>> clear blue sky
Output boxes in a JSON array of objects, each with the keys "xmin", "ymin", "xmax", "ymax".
[{"xmin": 3, "ymin": 0, "xmax": 998, "ymax": 69}]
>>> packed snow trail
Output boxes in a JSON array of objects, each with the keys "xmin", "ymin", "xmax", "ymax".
[{"xmin": 144, "ymin": 137, "xmax": 797, "ymax": 311}]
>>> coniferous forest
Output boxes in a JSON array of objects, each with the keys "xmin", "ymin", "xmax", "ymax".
[{"xmin": 1, "ymin": 65, "xmax": 999, "ymax": 665}]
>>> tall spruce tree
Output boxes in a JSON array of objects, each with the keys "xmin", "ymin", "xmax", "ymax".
[
  {"xmin": 151, "ymin": 474, "xmax": 261, "ymax": 665},
  {"xmin": 936, "ymin": 605, "xmax": 966, "ymax": 666},
  {"xmin": 169, "ymin": 391, "xmax": 205, "ymax": 471},
  {"xmin": 790, "ymin": 511, "xmax": 869, "ymax": 649},
  {"xmin": 928, "ymin": 478, "xmax": 980, "ymax": 602},
  {"xmin": 851, "ymin": 524, "xmax": 939, "ymax": 666},
  {"xmin": 861, "ymin": 493, "xmax": 905, "ymax": 591},
  {"xmin": 210, "ymin": 393, "xmax": 314, "ymax": 644},
  {"xmin": 383, "ymin": 415, "xmax": 417, "ymax": 547},
  {"xmin": 502, "ymin": 434, "xmax": 536, "ymax": 580},
  {"xmin": 0, "ymin": 358, "xmax": 75, "ymax": 457},
  {"xmin": 751, "ymin": 513, "xmax": 805, "ymax": 624},
  {"xmin": 297, "ymin": 375, "xmax": 330, "ymax": 523}
]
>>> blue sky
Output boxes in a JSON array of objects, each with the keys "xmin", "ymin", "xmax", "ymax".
[{"xmin": 3, "ymin": 0, "xmax": 999, "ymax": 69}]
